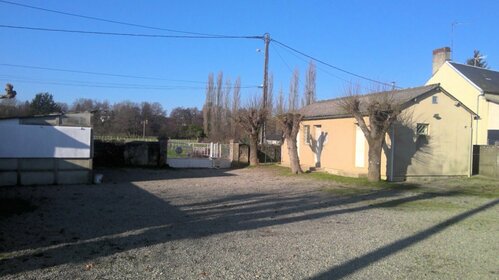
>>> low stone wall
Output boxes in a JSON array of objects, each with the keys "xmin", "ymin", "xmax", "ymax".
[
  {"xmin": 124, "ymin": 142, "xmax": 160, "ymax": 166},
  {"xmin": 477, "ymin": 145, "xmax": 499, "ymax": 179},
  {"xmin": 0, "ymin": 158, "xmax": 92, "ymax": 186}
]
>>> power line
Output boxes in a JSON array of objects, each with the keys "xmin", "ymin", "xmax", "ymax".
[
  {"xmin": 0, "ymin": 74, "xmax": 227, "ymax": 88},
  {"xmin": 0, "ymin": 75, "xmax": 259, "ymax": 91},
  {"xmin": 0, "ymin": 0, "xmax": 230, "ymax": 37},
  {"xmin": 0, "ymin": 24, "xmax": 263, "ymax": 40},
  {"xmin": 271, "ymin": 39, "xmax": 401, "ymax": 89},
  {"xmin": 273, "ymin": 43, "xmax": 353, "ymax": 85},
  {"xmin": 272, "ymin": 44, "xmax": 295, "ymax": 76},
  {"xmin": 273, "ymin": 43, "xmax": 391, "ymax": 94},
  {"xmin": 0, "ymin": 63, "xmax": 210, "ymax": 84}
]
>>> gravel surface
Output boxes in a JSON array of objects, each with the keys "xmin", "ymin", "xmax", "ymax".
[{"xmin": 1, "ymin": 167, "xmax": 498, "ymax": 279}]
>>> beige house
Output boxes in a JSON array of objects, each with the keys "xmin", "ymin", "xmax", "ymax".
[
  {"xmin": 281, "ymin": 84, "xmax": 476, "ymax": 181},
  {"xmin": 427, "ymin": 47, "xmax": 499, "ymax": 145}
]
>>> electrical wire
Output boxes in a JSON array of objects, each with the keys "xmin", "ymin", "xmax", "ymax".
[
  {"xmin": 271, "ymin": 39, "xmax": 400, "ymax": 89},
  {"xmin": 0, "ymin": 1, "xmax": 399, "ymax": 91},
  {"xmin": 273, "ymin": 43, "xmax": 389, "ymax": 94},
  {"xmin": 271, "ymin": 44, "xmax": 296, "ymax": 76},
  {"xmin": 0, "ymin": 24, "xmax": 264, "ymax": 40},
  {"xmin": 0, "ymin": 63, "xmax": 209, "ymax": 84},
  {"xmin": 0, "ymin": 0, "xmax": 233, "ymax": 37},
  {"xmin": 273, "ymin": 42, "xmax": 355, "ymax": 85},
  {"xmin": 0, "ymin": 75, "xmax": 259, "ymax": 91}
]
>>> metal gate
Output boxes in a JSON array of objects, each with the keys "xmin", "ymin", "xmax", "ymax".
[{"xmin": 166, "ymin": 140, "xmax": 231, "ymax": 168}]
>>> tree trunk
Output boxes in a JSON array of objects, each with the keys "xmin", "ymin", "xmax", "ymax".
[
  {"xmin": 286, "ymin": 136, "xmax": 302, "ymax": 174},
  {"xmin": 249, "ymin": 133, "xmax": 259, "ymax": 166},
  {"xmin": 367, "ymin": 139, "xmax": 383, "ymax": 182}
]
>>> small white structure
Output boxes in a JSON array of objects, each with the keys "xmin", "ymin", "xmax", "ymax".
[{"xmin": 0, "ymin": 113, "xmax": 93, "ymax": 186}]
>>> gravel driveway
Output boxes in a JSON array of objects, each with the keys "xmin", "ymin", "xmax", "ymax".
[{"xmin": 1, "ymin": 167, "xmax": 498, "ymax": 279}]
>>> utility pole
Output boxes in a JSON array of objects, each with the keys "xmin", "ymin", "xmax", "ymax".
[{"xmin": 261, "ymin": 33, "xmax": 270, "ymax": 144}]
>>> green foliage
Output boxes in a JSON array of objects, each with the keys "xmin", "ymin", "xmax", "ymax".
[
  {"xmin": 466, "ymin": 50, "xmax": 489, "ymax": 68},
  {"xmin": 29, "ymin": 92, "xmax": 61, "ymax": 115}
]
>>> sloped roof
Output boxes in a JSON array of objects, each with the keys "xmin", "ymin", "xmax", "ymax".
[
  {"xmin": 300, "ymin": 84, "xmax": 440, "ymax": 119},
  {"xmin": 449, "ymin": 62, "xmax": 499, "ymax": 95}
]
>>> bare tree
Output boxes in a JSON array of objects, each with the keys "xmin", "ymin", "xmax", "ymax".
[
  {"xmin": 203, "ymin": 71, "xmax": 242, "ymax": 142},
  {"xmin": 212, "ymin": 72, "xmax": 224, "ymax": 141},
  {"xmin": 231, "ymin": 77, "xmax": 241, "ymax": 140},
  {"xmin": 266, "ymin": 73, "xmax": 274, "ymax": 112},
  {"xmin": 0, "ymin": 99, "xmax": 30, "ymax": 118},
  {"xmin": 236, "ymin": 95, "xmax": 267, "ymax": 166},
  {"xmin": 223, "ymin": 78, "xmax": 232, "ymax": 140},
  {"xmin": 111, "ymin": 101, "xmax": 142, "ymax": 136},
  {"xmin": 275, "ymin": 85, "xmax": 285, "ymax": 116},
  {"xmin": 303, "ymin": 61, "xmax": 316, "ymax": 106},
  {"xmin": 288, "ymin": 68, "xmax": 300, "ymax": 112},
  {"xmin": 340, "ymin": 85, "xmax": 401, "ymax": 182},
  {"xmin": 278, "ymin": 113, "xmax": 303, "ymax": 174},
  {"xmin": 277, "ymin": 70, "xmax": 303, "ymax": 174},
  {"xmin": 203, "ymin": 73, "xmax": 215, "ymax": 137}
]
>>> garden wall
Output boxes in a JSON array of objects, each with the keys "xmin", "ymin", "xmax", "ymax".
[{"xmin": 476, "ymin": 145, "xmax": 499, "ymax": 179}]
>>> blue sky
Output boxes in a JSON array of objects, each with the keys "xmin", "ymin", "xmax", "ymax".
[{"xmin": 1, "ymin": 0, "xmax": 498, "ymax": 113}]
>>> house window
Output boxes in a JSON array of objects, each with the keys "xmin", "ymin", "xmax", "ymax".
[
  {"xmin": 416, "ymin": 123, "xmax": 429, "ymax": 136},
  {"xmin": 304, "ymin": 125, "xmax": 311, "ymax": 144},
  {"xmin": 432, "ymin": 96, "xmax": 438, "ymax": 104}
]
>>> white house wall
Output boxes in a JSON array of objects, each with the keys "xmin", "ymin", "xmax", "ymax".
[{"xmin": 488, "ymin": 101, "xmax": 499, "ymax": 130}]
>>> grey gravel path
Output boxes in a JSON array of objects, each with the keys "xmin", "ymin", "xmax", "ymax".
[{"xmin": 1, "ymin": 167, "xmax": 498, "ymax": 279}]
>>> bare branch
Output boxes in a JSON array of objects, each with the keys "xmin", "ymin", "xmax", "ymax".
[
  {"xmin": 339, "ymin": 83, "xmax": 402, "ymax": 181},
  {"xmin": 288, "ymin": 68, "xmax": 300, "ymax": 112},
  {"xmin": 303, "ymin": 60, "xmax": 316, "ymax": 106}
]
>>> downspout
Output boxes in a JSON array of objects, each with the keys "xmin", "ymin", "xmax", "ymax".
[
  {"xmin": 469, "ymin": 115, "xmax": 474, "ymax": 177},
  {"xmin": 390, "ymin": 125, "xmax": 395, "ymax": 181},
  {"xmin": 475, "ymin": 93, "xmax": 485, "ymax": 144}
]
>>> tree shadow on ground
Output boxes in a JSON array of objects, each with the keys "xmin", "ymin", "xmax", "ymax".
[
  {"xmin": 0, "ymin": 169, "xmax": 495, "ymax": 276},
  {"xmin": 95, "ymin": 167, "xmax": 237, "ymax": 183},
  {"xmin": 310, "ymin": 198, "xmax": 499, "ymax": 279}
]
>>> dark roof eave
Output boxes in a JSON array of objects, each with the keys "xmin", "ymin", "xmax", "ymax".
[{"xmin": 303, "ymin": 113, "xmax": 361, "ymax": 120}]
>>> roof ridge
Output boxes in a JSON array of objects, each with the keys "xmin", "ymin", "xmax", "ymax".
[{"xmin": 306, "ymin": 84, "xmax": 439, "ymax": 106}]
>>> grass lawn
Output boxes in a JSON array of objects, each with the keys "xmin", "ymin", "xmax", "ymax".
[{"xmin": 264, "ymin": 164, "xmax": 499, "ymax": 199}]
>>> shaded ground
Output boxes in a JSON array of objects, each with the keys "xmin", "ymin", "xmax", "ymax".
[{"xmin": 0, "ymin": 167, "xmax": 498, "ymax": 279}]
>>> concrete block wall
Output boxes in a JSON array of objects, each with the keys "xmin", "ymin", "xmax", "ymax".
[
  {"xmin": 478, "ymin": 146, "xmax": 499, "ymax": 179},
  {"xmin": 0, "ymin": 158, "xmax": 92, "ymax": 186}
]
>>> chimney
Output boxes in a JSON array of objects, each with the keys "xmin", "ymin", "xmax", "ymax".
[{"xmin": 432, "ymin": 47, "xmax": 451, "ymax": 75}]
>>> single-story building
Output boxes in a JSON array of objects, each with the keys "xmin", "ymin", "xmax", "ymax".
[
  {"xmin": 281, "ymin": 84, "xmax": 477, "ymax": 181},
  {"xmin": 0, "ymin": 112, "xmax": 93, "ymax": 186}
]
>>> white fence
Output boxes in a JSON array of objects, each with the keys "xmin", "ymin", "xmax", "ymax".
[{"xmin": 166, "ymin": 140, "xmax": 231, "ymax": 168}]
